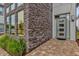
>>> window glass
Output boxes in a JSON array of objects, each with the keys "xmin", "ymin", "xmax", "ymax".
[
  {"xmin": 6, "ymin": 7, "xmax": 9, "ymax": 13},
  {"xmin": 0, "ymin": 23, "xmax": 4, "ymax": 32},
  {"xmin": 11, "ymin": 14, "xmax": 15, "ymax": 35},
  {"xmin": 11, "ymin": 4, "xmax": 15, "ymax": 11},
  {"xmin": 0, "ymin": 7, "xmax": 3, "ymax": 15},
  {"xmin": 18, "ymin": 10, "xmax": 24, "ymax": 36},
  {"xmin": 0, "ymin": 7, "xmax": 4, "ymax": 33},
  {"xmin": 0, "ymin": 16, "xmax": 4, "ymax": 32},
  {"xmin": 6, "ymin": 17, "xmax": 10, "ymax": 33},
  {"xmin": 17, "ymin": 3, "xmax": 23, "ymax": 7},
  {"xmin": 77, "ymin": 6, "xmax": 79, "ymax": 17},
  {"xmin": 76, "ymin": 5, "xmax": 79, "ymax": 39}
]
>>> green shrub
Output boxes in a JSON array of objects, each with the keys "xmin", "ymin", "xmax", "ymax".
[
  {"xmin": 0, "ymin": 34, "xmax": 10, "ymax": 49},
  {"xmin": 0, "ymin": 35, "xmax": 26, "ymax": 56},
  {"xmin": 6, "ymin": 39, "xmax": 22, "ymax": 56},
  {"xmin": 19, "ymin": 38, "xmax": 26, "ymax": 55}
]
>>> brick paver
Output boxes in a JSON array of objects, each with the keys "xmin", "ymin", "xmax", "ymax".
[
  {"xmin": 26, "ymin": 39, "xmax": 79, "ymax": 56},
  {"xmin": 0, "ymin": 48, "xmax": 9, "ymax": 56},
  {"xmin": 0, "ymin": 39, "xmax": 79, "ymax": 56}
]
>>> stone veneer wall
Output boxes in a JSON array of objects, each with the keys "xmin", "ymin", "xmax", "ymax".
[
  {"xmin": 24, "ymin": 3, "xmax": 52, "ymax": 50},
  {"xmin": 4, "ymin": 3, "xmax": 52, "ymax": 51}
]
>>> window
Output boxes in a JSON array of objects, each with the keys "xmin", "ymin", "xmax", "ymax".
[
  {"xmin": 59, "ymin": 33, "xmax": 64, "ymax": 36},
  {"xmin": 11, "ymin": 4, "xmax": 15, "ymax": 11},
  {"xmin": 55, "ymin": 15, "xmax": 59, "ymax": 18},
  {"xmin": 18, "ymin": 10, "xmax": 24, "ymax": 36},
  {"xmin": 11, "ymin": 14, "xmax": 15, "ymax": 35},
  {"xmin": 77, "ymin": 5, "xmax": 79, "ymax": 17},
  {"xmin": 0, "ymin": 23, "xmax": 4, "ymax": 32},
  {"xmin": 76, "ymin": 4, "xmax": 79, "ymax": 39},
  {"xmin": 59, "ymin": 24, "xmax": 64, "ymax": 27},
  {"xmin": 6, "ymin": 15, "xmax": 15, "ymax": 35},
  {"xmin": 6, "ymin": 17, "xmax": 10, "ymax": 33},
  {"xmin": 0, "ymin": 7, "xmax": 4, "ymax": 33},
  {"xmin": 0, "ymin": 16, "xmax": 4, "ymax": 32},
  {"xmin": 0, "ymin": 7, "xmax": 3, "ymax": 15},
  {"xmin": 59, "ymin": 28, "xmax": 64, "ymax": 31},
  {"xmin": 6, "ymin": 7, "xmax": 9, "ymax": 13},
  {"xmin": 17, "ymin": 3, "xmax": 23, "ymax": 7}
]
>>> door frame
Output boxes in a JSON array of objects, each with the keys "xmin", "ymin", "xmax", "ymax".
[{"xmin": 56, "ymin": 16, "xmax": 67, "ymax": 40}]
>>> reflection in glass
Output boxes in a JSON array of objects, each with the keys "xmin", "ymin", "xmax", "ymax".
[
  {"xmin": 76, "ymin": 5, "xmax": 79, "ymax": 39},
  {"xmin": 11, "ymin": 14, "xmax": 15, "ymax": 35},
  {"xmin": 11, "ymin": 3, "xmax": 15, "ymax": 11},
  {"xmin": 6, "ymin": 7, "xmax": 9, "ymax": 13},
  {"xmin": 6, "ymin": 17, "xmax": 10, "ymax": 33},
  {"xmin": 18, "ymin": 10, "xmax": 24, "ymax": 36}
]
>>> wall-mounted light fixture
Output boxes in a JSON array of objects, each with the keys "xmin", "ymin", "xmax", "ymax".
[{"xmin": 71, "ymin": 15, "xmax": 75, "ymax": 22}]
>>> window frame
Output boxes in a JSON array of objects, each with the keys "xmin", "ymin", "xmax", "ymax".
[{"xmin": 6, "ymin": 7, "xmax": 9, "ymax": 13}]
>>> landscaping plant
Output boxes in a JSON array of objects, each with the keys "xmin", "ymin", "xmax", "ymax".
[{"xmin": 0, "ymin": 34, "xmax": 26, "ymax": 56}]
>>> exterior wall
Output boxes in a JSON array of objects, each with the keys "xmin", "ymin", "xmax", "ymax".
[
  {"xmin": 53, "ymin": 3, "xmax": 76, "ymax": 40},
  {"xmin": 26, "ymin": 3, "xmax": 52, "ymax": 50},
  {"xmin": 3, "ymin": 3, "xmax": 77, "ymax": 51},
  {"xmin": 4, "ymin": 3, "xmax": 52, "ymax": 51},
  {"xmin": 70, "ymin": 4, "xmax": 76, "ymax": 40},
  {"xmin": 24, "ymin": 4, "xmax": 29, "ymax": 51},
  {"xmin": 54, "ymin": 3, "xmax": 73, "ymax": 15}
]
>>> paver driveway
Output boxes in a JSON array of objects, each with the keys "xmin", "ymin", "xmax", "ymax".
[
  {"xmin": 0, "ymin": 48, "xmax": 9, "ymax": 56},
  {"xmin": 26, "ymin": 39, "xmax": 79, "ymax": 56}
]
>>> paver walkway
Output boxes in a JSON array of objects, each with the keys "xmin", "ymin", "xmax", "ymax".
[
  {"xmin": 0, "ymin": 48, "xmax": 9, "ymax": 56},
  {"xmin": 26, "ymin": 39, "xmax": 79, "ymax": 56},
  {"xmin": 1, "ymin": 39, "xmax": 79, "ymax": 56}
]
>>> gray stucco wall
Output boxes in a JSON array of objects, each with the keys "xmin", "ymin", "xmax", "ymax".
[
  {"xmin": 53, "ymin": 3, "xmax": 76, "ymax": 40},
  {"xmin": 24, "ymin": 3, "xmax": 52, "ymax": 50}
]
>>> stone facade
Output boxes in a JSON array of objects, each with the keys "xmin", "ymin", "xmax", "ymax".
[
  {"xmin": 4, "ymin": 3, "xmax": 52, "ymax": 51},
  {"xmin": 24, "ymin": 3, "xmax": 52, "ymax": 50},
  {"xmin": 28, "ymin": 4, "xmax": 52, "ymax": 50}
]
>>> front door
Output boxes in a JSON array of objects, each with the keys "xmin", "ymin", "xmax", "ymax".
[{"xmin": 56, "ymin": 17, "xmax": 66, "ymax": 39}]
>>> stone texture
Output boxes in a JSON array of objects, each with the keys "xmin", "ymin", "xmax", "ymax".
[
  {"xmin": 4, "ymin": 3, "xmax": 52, "ymax": 51},
  {"xmin": 27, "ymin": 3, "xmax": 52, "ymax": 50},
  {"xmin": 26, "ymin": 39, "xmax": 79, "ymax": 56}
]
